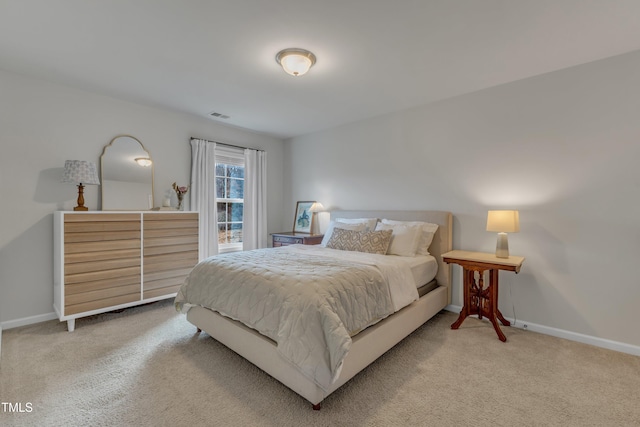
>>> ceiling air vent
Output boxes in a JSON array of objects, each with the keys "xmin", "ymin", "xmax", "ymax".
[{"xmin": 209, "ymin": 111, "xmax": 230, "ymax": 120}]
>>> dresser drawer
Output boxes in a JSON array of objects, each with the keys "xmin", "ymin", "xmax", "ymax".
[
  {"xmin": 274, "ymin": 235, "xmax": 303, "ymax": 245},
  {"xmin": 272, "ymin": 233, "xmax": 323, "ymax": 247}
]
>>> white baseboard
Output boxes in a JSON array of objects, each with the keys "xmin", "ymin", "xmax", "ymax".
[
  {"xmin": 445, "ymin": 305, "xmax": 640, "ymax": 357},
  {"xmin": 1, "ymin": 312, "xmax": 58, "ymax": 330}
]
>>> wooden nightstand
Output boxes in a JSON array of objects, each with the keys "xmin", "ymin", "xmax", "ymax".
[
  {"xmin": 442, "ymin": 250, "xmax": 525, "ymax": 342},
  {"xmin": 271, "ymin": 232, "xmax": 324, "ymax": 247}
]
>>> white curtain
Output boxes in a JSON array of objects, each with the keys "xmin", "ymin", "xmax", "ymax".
[
  {"xmin": 190, "ymin": 139, "xmax": 218, "ymax": 259},
  {"xmin": 243, "ymin": 149, "xmax": 267, "ymax": 250}
]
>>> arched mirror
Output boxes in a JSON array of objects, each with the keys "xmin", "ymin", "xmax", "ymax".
[{"xmin": 101, "ymin": 135, "xmax": 154, "ymax": 210}]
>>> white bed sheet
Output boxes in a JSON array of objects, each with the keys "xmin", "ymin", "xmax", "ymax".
[{"xmin": 403, "ymin": 254, "xmax": 438, "ymax": 288}]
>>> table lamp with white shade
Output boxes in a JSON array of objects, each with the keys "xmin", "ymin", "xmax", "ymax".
[
  {"xmin": 486, "ymin": 210, "xmax": 520, "ymax": 258},
  {"xmin": 62, "ymin": 160, "xmax": 100, "ymax": 211},
  {"xmin": 309, "ymin": 202, "xmax": 325, "ymax": 235}
]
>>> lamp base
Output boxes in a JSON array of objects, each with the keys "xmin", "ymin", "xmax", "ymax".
[
  {"xmin": 74, "ymin": 183, "xmax": 88, "ymax": 211},
  {"xmin": 495, "ymin": 232, "xmax": 509, "ymax": 258}
]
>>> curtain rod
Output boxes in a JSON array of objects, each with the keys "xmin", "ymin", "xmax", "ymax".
[{"xmin": 190, "ymin": 137, "xmax": 265, "ymax": 152}]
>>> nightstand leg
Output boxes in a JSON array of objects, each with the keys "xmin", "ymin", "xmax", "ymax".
[
  {"xmin": 451, "ymin": 309, "xmax": 467, "ymax": 330},
  {"xmin": 489, "ymin": 269, "xmax": 511, "ymax": 327},
  {"xmin": 451, "ymin": 268, "xmax": 475, "ymax": 330},
  {"xmin": 452, "ymin": 268, "xmax": 510, "ymax": 341},
  {"xmin": 489, "ymin": 316, "xmax": 507, "ymax": 342},
  {"xmin": 487, "ymin": 269, "xmax": 509, "ymax": 340},
  {"xmin": 497, "ymin": 310, "xmax": 511, "ymax": 327}
]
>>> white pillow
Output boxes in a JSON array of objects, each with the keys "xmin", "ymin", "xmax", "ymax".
[
  {"xmin": 321, "ymin": 221, "xmax": 366, "ymax": 246},
  {"xmin": 375, "ymin": 223, "xmax": 422, "ymax": 256},
  {"xmin": 381, "ymin": 219, "xmax": 439, "ymax": 255},
  {"xmin": 332, "ymin": 217, "xmax": 378, "ymax": 232}
]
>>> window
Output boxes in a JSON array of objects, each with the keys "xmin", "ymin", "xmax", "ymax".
[{"xmin": 215, "ymin": 148, "xmax": 245, "ymax": 252}]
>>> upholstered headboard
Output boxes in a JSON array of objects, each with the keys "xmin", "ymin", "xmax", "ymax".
[{"xmin": 330, "ymin": 210, "xmax": 453, "ymax": 303}]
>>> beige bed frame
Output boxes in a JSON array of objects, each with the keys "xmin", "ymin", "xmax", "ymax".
[{"xmin": 186, "ymin": 210, "xmax": 452, "ymax": 409}]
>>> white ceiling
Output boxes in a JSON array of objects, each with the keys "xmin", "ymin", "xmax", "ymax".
[{"xmin": 2, "ymin": 0, "xmax": 640, "ymax": 139}]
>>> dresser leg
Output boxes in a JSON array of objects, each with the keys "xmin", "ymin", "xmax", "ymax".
[{"xmin": 67, "ymin": 319, "xmax": 75, "ymax": 332}]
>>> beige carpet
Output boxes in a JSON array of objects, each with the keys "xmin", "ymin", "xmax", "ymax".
[{"xmin": 1, "ymin": 300, "xmax": 639, "ymax": 427}]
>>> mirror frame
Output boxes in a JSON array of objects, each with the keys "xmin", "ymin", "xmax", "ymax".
[{"xmin": 100, "ymin": 135, "xmax": 155, "ymax": 210}]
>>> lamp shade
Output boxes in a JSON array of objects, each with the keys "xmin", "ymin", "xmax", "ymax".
[
  {"xmin": 62, "ymin": 160, "xmax": 100, "ymax": 185},
  {"xmin": 309, "ymin": 202, "xmax": 325, "ymax": 213},
  {"xmin": 486, "ymin": 210, "xmax": 520, "ymax": 233}
]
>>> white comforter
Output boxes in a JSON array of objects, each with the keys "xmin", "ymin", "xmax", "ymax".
[{"xmin": 175, "ymin": 245, "xmax": 418, "ymax": 391}]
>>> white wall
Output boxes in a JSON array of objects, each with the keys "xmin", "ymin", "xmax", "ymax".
[
  {"xmin": 0, "ymin": 69, "xmax": 285, "ymax": 326},
  {"xmin": 284, "ymin": 50, "xmax": 640, "ymax": 349}
]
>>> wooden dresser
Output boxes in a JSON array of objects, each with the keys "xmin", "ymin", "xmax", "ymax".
[{"xmin": 54, "ymin": 211, "xmax": 199, "ymax": 331}]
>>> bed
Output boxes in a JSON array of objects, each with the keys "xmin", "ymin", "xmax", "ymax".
[{"xmin": 175, "ymin": 210, "xmax": 452, "ymax": 409}]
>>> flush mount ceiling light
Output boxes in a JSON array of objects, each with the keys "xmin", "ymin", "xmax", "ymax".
[
  {"xmin": 275, "ymin": 48, "xmax": 316, "ymax": 77},
  {"xmin": 134, "ymin": 157, "xmax": 152, "ymax": 167}
]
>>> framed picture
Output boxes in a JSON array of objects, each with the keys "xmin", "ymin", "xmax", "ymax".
[{"xmin": 293, "ymin": 201, "xmax": 315, "ymax": 233}]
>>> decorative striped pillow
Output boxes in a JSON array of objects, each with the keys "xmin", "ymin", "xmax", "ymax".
[{"xmin": 326, "ymin": 228, "xmax": 393, "ymax": 255}]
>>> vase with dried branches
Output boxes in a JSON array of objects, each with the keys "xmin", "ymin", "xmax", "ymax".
[{"xmin": 172, "ymin": 182, "xmax": 189, "ymax": 211}]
